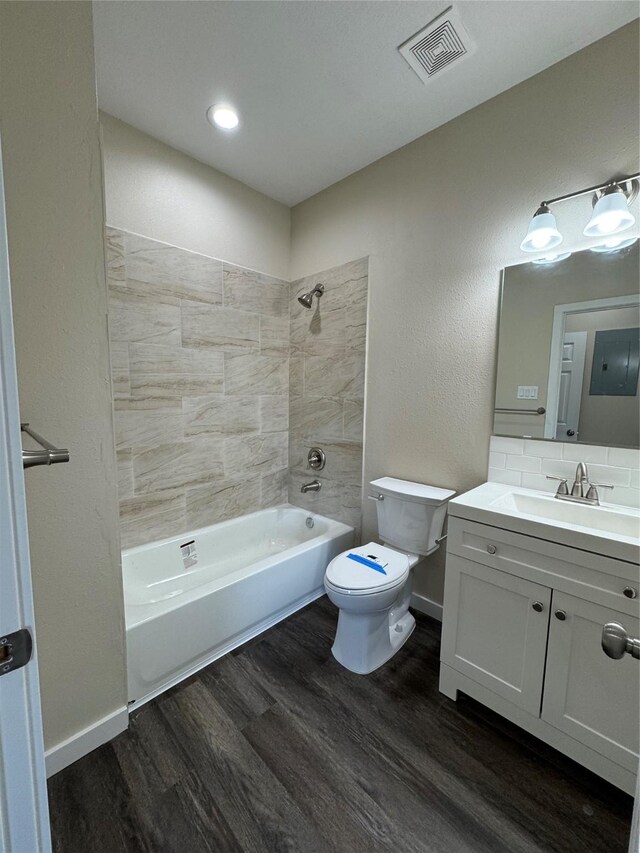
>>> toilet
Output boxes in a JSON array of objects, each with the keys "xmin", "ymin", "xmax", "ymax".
[{"xmin": 324, "ymin": 477, "xmax": 455, "ymax": 674}]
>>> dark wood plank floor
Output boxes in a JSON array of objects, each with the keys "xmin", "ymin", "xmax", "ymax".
[{"xmin": 48, "ymin": 598, "xmax": 633, "ymax": 853}]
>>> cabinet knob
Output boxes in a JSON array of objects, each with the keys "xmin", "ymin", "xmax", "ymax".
[
  {"xmin": 532, "ymin": 601, "xmax": 544, "ymax": 613},
  {"xmin": 623, "ymin": 587, "xmax": 638, "ymax": 599},
  {"xmin": 486, "ymin": 544, "xmax": 497, "ymax": 555},
  {"xmin": 555, "ymin": 610, "xmax": 567, "ymax": 621}
]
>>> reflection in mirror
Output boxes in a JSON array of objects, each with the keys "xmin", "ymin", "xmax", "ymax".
[{"xmin": 494, "ymin": 241, "xmax": 639, "ymax": 448}]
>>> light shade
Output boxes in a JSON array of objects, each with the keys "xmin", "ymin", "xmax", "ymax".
[
  {"xmin": 590, "ymin": 236, "xmax": 637, "ymax": 254},
  {"xmin": 520, "ymin": 205, "xmax": 563, "ymax": 253},
  {"xmin": 583, "ymin": 185, "xmax": 635, "ymax": 237},
  {"xmin": 531, "ymin": 251, "xmax": 572, "ymax": 265}
]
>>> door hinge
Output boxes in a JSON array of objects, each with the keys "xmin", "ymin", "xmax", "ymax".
[{"xmin": 0, "ymin": 628, "xmax": 33, "ymax": 676}]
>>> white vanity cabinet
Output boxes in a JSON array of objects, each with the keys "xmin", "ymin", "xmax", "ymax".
[{"xmin": 440, "ymin": 514, "xmax": 640, "ymax": 795}]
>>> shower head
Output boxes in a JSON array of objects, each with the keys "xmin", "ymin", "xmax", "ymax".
[{"xmin": 297, "ymin": 283, "xmax": 325, "ymax": 309}]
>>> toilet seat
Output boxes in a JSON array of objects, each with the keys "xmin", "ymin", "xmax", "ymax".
[{"xmin": 325, "ymin": 543, "xmax": 410, "ymax": 595}]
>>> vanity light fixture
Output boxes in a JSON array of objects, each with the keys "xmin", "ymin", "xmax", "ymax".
[
  {"xmin": 531, "ymin": 251, "xmax": 572, "ymax": 265},
  {"xmin": 207, "ymin": 104, "xmax": 239, "ymax": 130},
  {"xmin": 520, "ymin": 173, "xmax": 639, "ymax": 254},
  {"xmin": 589, "ymin": 236, "xmax": 638, "ymax": 254},
  {"xmin": 584, "ymin": 184, "xmax": 635, "ymax": 236},
  {"xmin": 520, "ymin": 204, "xmax": 563, "ymax": 252}
]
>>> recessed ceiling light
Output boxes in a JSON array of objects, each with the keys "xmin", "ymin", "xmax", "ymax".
[{"xmin": 207, "ymin": 104, "xmax": 239, "ymax": 130}]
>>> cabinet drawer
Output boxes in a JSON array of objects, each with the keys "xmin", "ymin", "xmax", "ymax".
[{"xmin": 448, "ymin": 517, "xmax": 640, "ymax": 617}]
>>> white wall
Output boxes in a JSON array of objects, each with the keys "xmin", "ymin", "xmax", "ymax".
[
  {"xmin": 101, "ymin": 112, "xmax": 291, "ymax": 280},
  {"xmin": 289, "ymin": 21, "xmax": 640, "ymax": 605},
  {"xmin": 0, "ymin": 2, "xmax": 127, "ymax": 753}
]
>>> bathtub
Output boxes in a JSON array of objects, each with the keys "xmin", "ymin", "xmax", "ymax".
[{"xmin": 123, "ymin": 504, "xmax": 354, "ymax": 708}]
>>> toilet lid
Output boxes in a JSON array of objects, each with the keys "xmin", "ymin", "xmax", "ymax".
[{"xmin": 325, "ymin": 543, "xmax": 410, "ymax": 593}]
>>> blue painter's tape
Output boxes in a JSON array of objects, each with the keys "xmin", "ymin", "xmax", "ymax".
[{"xmin": 346, "ymin": 553, "xmax": 387, "ymax": 574}]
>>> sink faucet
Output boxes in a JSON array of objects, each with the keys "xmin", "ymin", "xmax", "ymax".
[
  {"xmin": 546, "ymin": 462, "xmax": 614, "ymax": 506},
  {"xmin": 301, "ymin": 479, "xmax": 321, "ymax": 493}
]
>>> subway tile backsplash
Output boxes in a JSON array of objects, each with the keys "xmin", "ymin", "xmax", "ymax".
[{"xmin": 489, "ymin": 436, "xmax": 640, "ymax": 509}]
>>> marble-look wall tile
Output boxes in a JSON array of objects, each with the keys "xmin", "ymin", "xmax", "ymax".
[
  {"xmin": 288, "ymin": 258, "xmax": 368, "ymax": 539},
  {"xmin": 107, "ymin": 227, "xmax": 290, "ymax": 548},
  {"xmin": 129, "ymin": 343, "xmax": 224, "ymax": 376},
  {"xmin": 260, "ymin": 468, "xmax": 289, "ymax": 508},
  {"xmin": 109, "ymin": 300, "xmax": 181, "ymax": 346},
  {"xmin": 183, "ymin": 395, "xmax": 260, "ymax": 437},
  {"xmin": 181, "ymin": 304, "xmax": 260, "ymax": 353},
  {"xmin": 224, "ymin": 353, "xmax": 288, "ymax": 396},
  {"xmin": 109, "ymin": 341, "xmax": 130, "ymax": 398},
  {"xmin": 260, "ymin": 396, "xmax": 289, "ymax": 433},
  {"xmin": 223, "ymin": 264, "xmax": 289, "ymax": 316},
  {"xmin": 185, "ymin": 476, "xmax": 262, "ymax": 530},
  {"xmin": 132, "ymin": 438, "xmax": 224, "ymax": 494},
  {"xmin": 125, "ymin": 232, "xmax": 223, "ymax": 305},
  {"xmin": 107, "ymin": 227, "xmax": 367, "ymax": 548},
  {"xmin": 223, "ymin": 432, "xmax": 288, "ymax": 477}
]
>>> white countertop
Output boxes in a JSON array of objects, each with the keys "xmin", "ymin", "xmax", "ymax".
[{"xmin": 448, "ymin": 482, "xmax": 640, "ymax": 564}]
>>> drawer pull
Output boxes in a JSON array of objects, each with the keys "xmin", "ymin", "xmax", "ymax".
[
  {"xmin": 555, "ymin": 610, "xmax": 567, "ymax": 621},
  {"xmin": 623, "ymin": 587, "xmax": 638, "ymax": 599},
  {"xmin": 532, "ymin": 601, "xmax": 544, "ymax": 613},
  {"xmin": 486, "ymin": 544, "xmax": 497, "ymax": 555}
]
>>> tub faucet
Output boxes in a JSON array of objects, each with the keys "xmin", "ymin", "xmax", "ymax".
[{"xmin": 301, "ymin": 479, "xmax": 321, "ymax": 493}]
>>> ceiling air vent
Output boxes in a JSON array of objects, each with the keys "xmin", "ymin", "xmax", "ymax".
[{"xmin": 399, "ymin": 7, "xmax": 475, "ymax": 84}]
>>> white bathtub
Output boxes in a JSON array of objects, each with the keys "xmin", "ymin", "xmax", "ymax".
[{"xmin": 123, "ymin": 504, "xmax": 354, "ymax": 707}]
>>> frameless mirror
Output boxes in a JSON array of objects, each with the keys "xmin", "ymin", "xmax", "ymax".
[{"xmin": 494, "ymin": 241, "xmax": 639, "ymax": 448}]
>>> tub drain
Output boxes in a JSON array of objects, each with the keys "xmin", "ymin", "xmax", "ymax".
[{"xmin": 305, "ymin": 516, "xmax": 314, "ymax": 529}]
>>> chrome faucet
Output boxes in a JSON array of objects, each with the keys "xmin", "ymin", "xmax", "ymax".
[
  {"xmin": 546, "ymin": 462, "xmax": 614, "ymax": 506},
  {"xmin": 301, "ymin": 479, "xmax": 321, "ymax": 493}
]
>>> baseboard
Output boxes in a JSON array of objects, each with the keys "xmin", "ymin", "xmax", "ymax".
[
  {"xmin": 410, "ymin": 592, "xmax": 443, "ymax": 622},
  {"xmin": 45, "ymin": 706, "xmax": 128, "ymax": 777}
]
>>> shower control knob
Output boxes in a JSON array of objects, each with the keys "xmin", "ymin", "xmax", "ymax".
[
  {"xmin": 532, "ymin": 601, "xmax": 544, "ymax": 613},
  {"xmin": 307, "ymin": 447, "xmax": 326, "ymax": 471},
  {"xmin": 486, "ymin": 544, "xmax": 497, "ymax": 555}
]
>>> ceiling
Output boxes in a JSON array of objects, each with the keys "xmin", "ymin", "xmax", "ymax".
[{"xmin": 93, "ymin": 1, "xmax": 638, "ymax": 206}]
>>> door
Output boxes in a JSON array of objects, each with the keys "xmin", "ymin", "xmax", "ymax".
[
  {"xmin": 555, "ymin": 330, "xmax": 587, "ymax": 441},
  {"xmin": 440, "ymin": 555, "xmax": 551, "ymax": 714},
  {"xmin": 0, "ymin": 141, "xmax": 51, "ymax": 850},
  {"xmin": 542, "ymin": 591, "xmax": 640, "ymax": 773}
]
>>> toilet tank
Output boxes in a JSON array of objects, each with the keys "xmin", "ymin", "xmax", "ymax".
[{"xmin": 370, "ymin": 477, "xmax": 456, "ymax": 556}]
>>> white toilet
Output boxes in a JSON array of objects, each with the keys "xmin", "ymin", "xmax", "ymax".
[{"xmin": 324, "ymin": 477, "xmax": 455, "ymax": 674}]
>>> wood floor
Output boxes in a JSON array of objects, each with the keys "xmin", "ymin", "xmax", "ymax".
[{"xmin": 48, "ymin": 598, "xmax": 633, "ymax": 853}]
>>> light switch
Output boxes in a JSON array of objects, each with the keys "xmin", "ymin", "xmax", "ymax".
[{"xmin": 517, "ymin": 385, "xmax": 539, "ymax": 400}]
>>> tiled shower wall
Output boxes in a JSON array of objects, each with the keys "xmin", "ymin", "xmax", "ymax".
[
  {"xmin": 106, "ymin": 228, "xmax": 290, "ymax": 548},
  {"xmin": 106, "ymin": 228, "xmax": 368, "ymax": 548},
  {"xmin": 288, "ymin": 259, "xmax": 368, "ymax": 539}
]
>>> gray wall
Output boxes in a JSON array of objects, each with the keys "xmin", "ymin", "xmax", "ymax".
[
  {"xmin": 101, "ymin": 113, "xmax": 291, "ymax": 280},
  {"xmin": 289, "ymin": 22, "xmax": 640, "ymax": 606},
  {"xmin": 0, "ymin": 2, "xmax": 126, "ymax": 751}
]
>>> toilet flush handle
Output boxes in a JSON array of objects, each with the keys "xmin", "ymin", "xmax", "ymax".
[{"xmin": 367, "ymin": 493, "xmax": 384, "ymax": 501}]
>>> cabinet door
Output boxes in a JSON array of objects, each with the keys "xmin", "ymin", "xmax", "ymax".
[
  {"xmin": 441, "ymin": 555, "xmax": 551, "ymax": 714},
  {"xmin": 542, "ymin": 591, "xmax": 640, "ymax": 773}
]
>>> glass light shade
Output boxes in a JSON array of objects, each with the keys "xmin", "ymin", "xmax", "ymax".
[
  {"xmin": 583, "ymin": 188, "xmax": 635, "ymax": 237},
  {"xmin": 589, "ymin": 236, "xmax": 638, "ymax": 254},
  {"xmin": 531, "ymin": 251, "xmax": 572, "ymax": 265},
  {"xmin": 520, "ymin": 208, "xmax": 563, "ymax": 252}
]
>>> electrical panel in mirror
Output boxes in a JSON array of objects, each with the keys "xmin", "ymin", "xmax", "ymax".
[{"xmin": 494, "ymin": 241, "xmax": 639, "ymax": 449}]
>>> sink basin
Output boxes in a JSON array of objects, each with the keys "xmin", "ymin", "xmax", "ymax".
[{"xmin": 490, "ymin": 491, "xmax": 640, "ymax": 539}]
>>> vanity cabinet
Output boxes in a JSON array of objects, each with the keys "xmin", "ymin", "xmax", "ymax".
[{"xmin": 440, "ymin": 516, "xmax": 640, "ymax": 794}]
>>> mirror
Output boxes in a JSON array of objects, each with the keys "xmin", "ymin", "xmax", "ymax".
[{"xmin": 494, "ymin": 241, "xmax": 639, "ymax": 448}]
